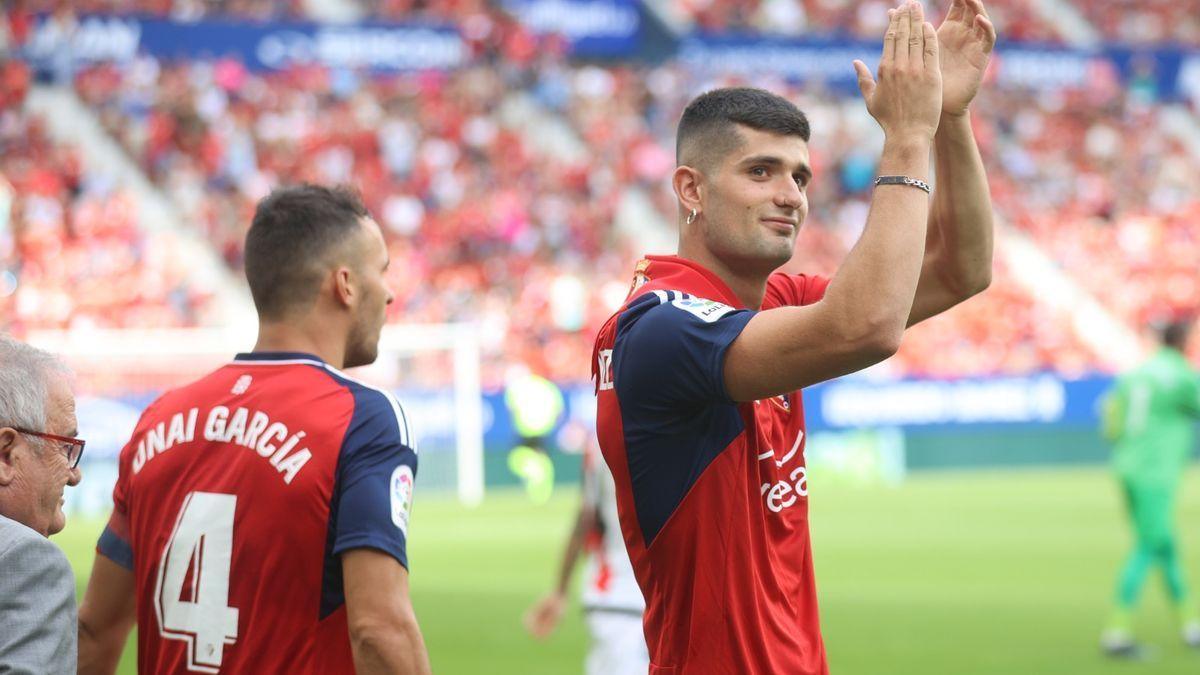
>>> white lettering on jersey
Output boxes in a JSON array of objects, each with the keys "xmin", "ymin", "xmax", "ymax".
[
  {"xmin": 759, "ymin": 428, "xmax": 808, "ymax": 513},
  {"xmin": 597, "ymin": 349, "xmax": 614, "ymax": 391},
  {"xmin": 761, "ymin": 466, "xmax": 809, "ymax": 513},
  {"xmin": 231, "ymin": 374, "xmax": 252, "ymax": 395},
  {"xmin": 757, "ymin": 429, "xmax": 804, "ymax": 467},
  {"xmin": 135, "ymin": 405, "xmax": 311, "ymax": 485},
  {"xmin": 133, "ymin": 408, "xmax": 199, "ymax": 473}
]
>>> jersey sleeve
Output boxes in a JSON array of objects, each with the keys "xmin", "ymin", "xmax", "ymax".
[
  {"xmin": 331, "ymin": 388, "xmax": 418, "ymax": 570},
  {"xmin": 764, "ymin": 272, "xmax": 830, "ymax": 308},
  {"xmin": 613, "ymin": 290, "xmax": 755, "ymax": 406},
  {"xmin": 96, "ymin": 425, "xmax": 138, "ymax": 570}
]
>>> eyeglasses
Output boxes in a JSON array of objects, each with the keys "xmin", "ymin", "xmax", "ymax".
[{"xmin": 12, "ymin": 427, "xmax": 86, "ymax": 469}]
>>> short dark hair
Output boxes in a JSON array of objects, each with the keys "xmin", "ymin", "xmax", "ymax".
[
  {"xmin": 1160, "ymin": 319, "xmax": 1192, "ymax": 351},
  {"xmin": 244, "ymin": 184, "xmax": 371, "ymax": 320},
  {"xmin": 676, "ymin": 87, "xmax": 810, "ymax": 170}
]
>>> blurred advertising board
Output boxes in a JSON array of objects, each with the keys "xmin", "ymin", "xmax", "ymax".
[
  {"xmin": 24, "ymin": 1, "xmax": 641, "ymax": 70},
  {"xmin": 23, "ymin": 12, "xmax": 1200, "ymax": 94},
  {"xmin": 804, "ymin": 374, "xmax": 1111, "ymax": 431},
  {"xmin": 78, "ymin": 373, "xmax": 1114, "ymax": 462},
  {"xmin": 25, "ymin": 14, "xmax": 468, "ymax": 71},
  {"xmin": 501, "ymin": 0, "xmax": 642, "ymax": 56},
  {"xmin": 679, "ymin": 35, "xmax": 1198, "ymax": 99}
]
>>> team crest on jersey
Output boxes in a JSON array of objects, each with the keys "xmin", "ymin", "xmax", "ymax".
[
  {"xmin": 231, "ymin": 374, "xmax": 252, "ymax": 395},
  {"xmin": 390, "ymin": 464, "xmax": 414, "ymax": 536},
  {"xmin": 628, "ymin": 258, "xmax": 651, "ymax": 296},
  {"xmin": 771, "ymin": 394, "xmax": 791, "ymax": 412}
]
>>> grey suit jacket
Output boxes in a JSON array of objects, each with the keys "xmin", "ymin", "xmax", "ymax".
[{"xmin": 0, "ymin": 514, "xmax": 77, "ymax": 675}]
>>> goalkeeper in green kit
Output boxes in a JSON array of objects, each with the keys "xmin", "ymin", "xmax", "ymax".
[{"xmin": 1100, "ymin": 319, "xmax": 1200, "ymax": 657}]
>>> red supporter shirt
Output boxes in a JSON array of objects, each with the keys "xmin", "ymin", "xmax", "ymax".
[
  {"xmin": 592, "ymin": 256, "xmax": 830, "ymax": 674},
  {"xmin": 97, "ymin": 352, "xmax": 417, "ymax": 674}
]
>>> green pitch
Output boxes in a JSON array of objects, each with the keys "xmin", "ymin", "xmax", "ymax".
[{"xmin": 56, "ymin": 466, "xmax": 1200, "ymax": 674}]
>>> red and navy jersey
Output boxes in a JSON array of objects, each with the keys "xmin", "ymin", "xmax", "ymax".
[
  {"xmin": 97, "ymin": 351, "xmax": 417, "ymax": 674},
  {"xmin": 591, "ymin": 255, "xmax": 830, "ymax": 674}
]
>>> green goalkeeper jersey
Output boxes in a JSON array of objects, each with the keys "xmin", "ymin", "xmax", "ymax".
[{"xmin": 1103, "ymin": 347, "xmax": 1200, "ymax": 488}]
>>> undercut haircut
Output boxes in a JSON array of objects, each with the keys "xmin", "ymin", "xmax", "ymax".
[
  {"xmin": 676, "ymin": 87, "xmax": 811, "ymax": 172},
  {"xmin": 245, "ymin": 184, "xmax": 371, "ymax": 321}
]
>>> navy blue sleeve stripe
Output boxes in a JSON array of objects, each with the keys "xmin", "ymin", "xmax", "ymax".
[
  {"xmin": 323, "ymin": 365, "xmax": 413, "ymax": 450},
  {"xmin": 318, "ymin": 368, "xmax": 418, "ymax": 618},
  {"xmin": 97, "ymin": 525, "xmax": 134, "ymax": 570},
  {"xmin": 611, "ymin": 291, "xmax": 753, "ymax": 546}
]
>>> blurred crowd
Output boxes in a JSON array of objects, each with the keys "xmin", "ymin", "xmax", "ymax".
[
  {"xmin": 0, "ymin": 58, "xmax": 211, "ymax": 334},
  {"xmin": 660, "ymin": 0, "xmax": 1200, "ymax": 47},
  {"xmin": 73, "ymin": 56, "xmax": 635, "ymax": 386},
  {"xmin": 3, "ymin": 2, "xmax": 1198, "ymax": 385},
  {"xmin": 658, "ymin": 0, "xmax": 1063, "ymax": 43},
  {"xmin": 1079, "ymin": 0, "xmax": 1200, "ymax": 47}
]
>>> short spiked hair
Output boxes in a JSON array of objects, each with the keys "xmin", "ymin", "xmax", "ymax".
[
  {"xmin": 244, "ymin": 184, "xmax": 371, "ymax": 320},
  {"xmin": 676, "ymin": 87, "xmax": 810, "ymax": 171}
]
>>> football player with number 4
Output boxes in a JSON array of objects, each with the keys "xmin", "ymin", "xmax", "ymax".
[
  {"xmin": 591, "ymin": 1, "xmax": 996, "ymax": 672},
  {"xmin": 77, "ymin": 185, "xmax": 432, "ymax": 675}
]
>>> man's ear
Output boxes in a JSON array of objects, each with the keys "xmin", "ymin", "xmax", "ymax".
[
  {"xmin": 332, "ymin": 267, "xmax": 356, "ymax": 308},
  {"xmin": 672, "ymin": 165, "xmax": 705, "ymax": 218},
  {"xmin": 0, "ymin": 429, "xmax": 20, "ymax": 486}
]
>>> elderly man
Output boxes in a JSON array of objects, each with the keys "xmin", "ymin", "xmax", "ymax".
[{"xmin": 0, "ymin": 334, "xmax": 84, "ymax": 675}]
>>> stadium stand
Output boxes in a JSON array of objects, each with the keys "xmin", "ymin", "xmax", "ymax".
[
  {"xmin": 68, "ymin": 51, "xmax": 1124, "ymax": 379},
  {"xmin": 5, "ymin": 1, "xmax": 1197, "ymax": 380},
  {"xmin": 0, "ymin": 58, "xmax": 211, "ymax": 334},
  {"xmin": 1074, "ymin": 0, "xmax": 1200, "ymax": 47},
  {"xmin": 649, "ymin": 0, "xmax": 1065, "ymax": 43}
]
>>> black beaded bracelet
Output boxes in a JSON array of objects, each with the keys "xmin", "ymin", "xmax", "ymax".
[{"xmin": 874, "ymin": 175, "xmax": 931, "ymax": 194}]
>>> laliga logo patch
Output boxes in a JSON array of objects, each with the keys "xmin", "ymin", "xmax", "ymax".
[
  {"xmin": 670, "ymin": 295, "xmax": 735, "ymax": 323},
  {"xmin": 390, "ymin": 464, "xmax": 414, "ymax": 536},
  {"xmin": 231, "ymin": 375, "xmax": 253, "ymax": 395}
]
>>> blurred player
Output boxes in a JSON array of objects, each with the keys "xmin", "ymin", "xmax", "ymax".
[
  {"xmin": 76, "ymin": 185, "xmax": 432, "ymax": 674},
  {"xmin": 591, "ymin": 1, "xmax": 996, "ymax": 671},
  {"xmin": 505, "ymin": 363, "xmax": 565, "ymax": 504},
  {"xmin": 524, "ymin": 439, "xmax": 648, "ymax": 674},
  {"xmin": 1100, "ymin": 319, "xmax": 1200, "ymax": 657}
]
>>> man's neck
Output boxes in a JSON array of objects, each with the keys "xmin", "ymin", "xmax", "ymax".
[
  {"xmin": 254, "ymin": 321, "xmax": 345, "ymax": 369},
  {"xmin": 675, "ymin": 244, "xmax": 771, "ymax": 310}
]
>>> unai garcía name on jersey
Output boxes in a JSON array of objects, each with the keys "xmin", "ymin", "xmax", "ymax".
[{"xmin": 131, "ymin": 405, "xmax": 312, "ymax": 484}]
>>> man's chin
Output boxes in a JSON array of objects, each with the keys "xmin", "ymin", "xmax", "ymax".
[
  {"xmin": 344, "ymin": 345, "xmax": 380, "ymax": 370},
  {"xmin": 752, "ymin": 245, "xmax": 796, "ymax": 272},
  {"xmin": 47, "ymin": 513, "xmax": 66, "ymax": 537}
]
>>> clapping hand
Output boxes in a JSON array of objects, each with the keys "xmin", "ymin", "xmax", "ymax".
[
  {"xmin": 853, "ymin": 1, "xmax": 944, "ymax": 142},
  {"xmin": 936, "ymin": 0, "xmax": 996, "ymax": 116}
]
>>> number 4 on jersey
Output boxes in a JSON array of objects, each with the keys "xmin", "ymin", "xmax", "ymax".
[{"xmin": 155, "ymin": 492, "xmax": 241, "ymax": 673}]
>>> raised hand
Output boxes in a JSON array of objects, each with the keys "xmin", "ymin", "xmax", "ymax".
[
  {"xmin": 853, "ymin": 1, "xmax": 944, "ymax": 142},
  {"xmin": 937, "ymin": 0, "xmax": 996, "ymax": 116}
]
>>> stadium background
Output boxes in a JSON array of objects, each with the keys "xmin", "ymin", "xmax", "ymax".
[{"xmin": 3, "ymin": 0, "xmax": 1200, "ymax": 672}]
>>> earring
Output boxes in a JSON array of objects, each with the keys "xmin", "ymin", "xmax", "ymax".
[{"xmin": 686, "ymin": 208, "xmax": 698, "ymax": 225}]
